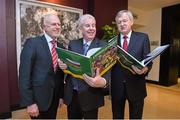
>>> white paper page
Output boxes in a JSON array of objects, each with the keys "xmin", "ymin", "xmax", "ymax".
[
  {"xmin": 86, "ymin": 47, "xmax": 101, "ymax": 58},
  {"xmin": 147, "ymin": 45, "xmax": 169, "ymax": 57},
  {"xmin": 143, "ymin": 44, "xmax": 169, "ymax": 66}
]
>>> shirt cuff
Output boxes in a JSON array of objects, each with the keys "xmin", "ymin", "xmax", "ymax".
[{"xmin": 102, "ymin": 78, "xmax": 108, "ymax": 88}]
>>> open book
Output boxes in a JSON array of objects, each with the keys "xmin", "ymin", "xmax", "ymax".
[
  {"xmin": 117, "ymin": 44, "xmax": 170, "ymax": 72},
  {"xmin": 56, "ymin": 36, "xmax": 118, "ymax": 79}
]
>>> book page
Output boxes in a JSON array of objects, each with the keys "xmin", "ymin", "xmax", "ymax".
[
  {"xmin": 141, "ymin": 56, "xmax": 154, "ymax": 65},
  {"xmin": 147, "ymin": 45, "xmax": 169, "ymax": 57},
  {"xmin": 143, "ymin": 44, "xmax": 169, "ymax": 66},
  {"xmin": 117, "ymin": 45, "xmax": 145, "ymax": 69},
  {"xmin": 86, "ymin": 47, "xmax": 101, "ymax": 58},
  {"xmin": 56, "ymin": 47, "xmax": 92, "ymax": 79},
  {"xmin": 90, "ymin": 36, "xmax": 118, "ymax": 77}
]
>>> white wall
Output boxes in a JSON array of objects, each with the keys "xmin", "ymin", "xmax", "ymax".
[{"xmin": 128, "ymin": 7, "xmax": 162, "ymax": 81}]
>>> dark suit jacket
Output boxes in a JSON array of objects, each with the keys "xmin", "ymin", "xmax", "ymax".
[
  {"xmin": 19, "ymin": 35, "xmax": 64, "ymax": 111},
  {"xmin": 63, "ymin": 38, "xmax": 107, "ymax": 111},
  {"xmin": 111, "ymin": 32, "xmax": 152, "ymax": 101}
]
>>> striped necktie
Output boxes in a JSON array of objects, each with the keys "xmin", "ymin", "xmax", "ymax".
[{"xmin": 51, "ymin": 40, "xmax": 58, "ymax": 72}]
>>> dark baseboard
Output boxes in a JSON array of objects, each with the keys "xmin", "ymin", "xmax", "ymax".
[
  {"xmin": 11, "ymin": 104, "xmax": 25, "ymax": 111},
  {"xmin": 0, "ymin": 104, "xmax": 25, "ymax": 119},
  {"xmin": 0, "ymin": 111, "xmax": 11, "ymax": 119},
  {"xmin": 146, "ymin": 79, "xmax": 160, "ymax": 85}
]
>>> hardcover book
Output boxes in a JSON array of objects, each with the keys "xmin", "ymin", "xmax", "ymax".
[
  {"xmin": 56, "ymin": 36, "xmax": 118, "ymax": 79},
  {"xmin": 117, "ymin": 44, "xmax": 170, "ymax": 72}
]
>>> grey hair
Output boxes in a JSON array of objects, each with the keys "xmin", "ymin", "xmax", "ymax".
[
  {"xmin": 115, "ymin": 10, "xmax": 134, "ymax": 22},
  {"xmin": 42, "ymin": 13, "xmax": 58, "ymax": 26},
  {"xmin": 77, "ymin": 14, "xmax": 96, "ymax": 28}
]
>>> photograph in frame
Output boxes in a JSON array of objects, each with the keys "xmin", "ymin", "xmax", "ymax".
[{"xmin": 16, "ymin": 0, "xmax": 83, "ymax": 69}]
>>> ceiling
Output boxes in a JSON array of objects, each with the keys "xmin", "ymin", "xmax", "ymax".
[{"xmin": 129, "ymin": 0, "xmax": 180, "ymax": 11}]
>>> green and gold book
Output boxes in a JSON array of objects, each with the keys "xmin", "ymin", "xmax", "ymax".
[{"xmin": 56, "ymin": 36, "xmax": 118, "ymax": 79}]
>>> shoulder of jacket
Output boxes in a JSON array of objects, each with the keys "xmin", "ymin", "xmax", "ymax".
[
  {"xmin": 94, "ymin": 38, "xmax": 107, "ymax": 46},
  {"xmin": 69, "ymin": 38, "xmax": 82, "ymax": 44},
  {"xmin": 133, "ymin": 31, "xmax": 148, "ymax": 36},
  {"xmin": 23, "ymin": 36, "xmax": 43, "ymax": 49}
]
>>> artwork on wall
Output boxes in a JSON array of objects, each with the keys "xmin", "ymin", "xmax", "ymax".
[{"xmin": 16, "ymin": 0, "xmax": 83, "ymax": 69}]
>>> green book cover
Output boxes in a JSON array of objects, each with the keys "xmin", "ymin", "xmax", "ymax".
[
  {"xmin": 117, "ymin": 44, "xmax": 169, "ymax": 73},
  {"xmin": 56, "ymin": 36, "xmax": 118, "ymax": 79}
]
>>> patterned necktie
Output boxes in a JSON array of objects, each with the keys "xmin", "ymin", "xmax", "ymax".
[
  {"xmin": 83, "ymin": 43, "xmax": 89, "ymax": 55},
  {"xmin": 51, "ymin": 40, "xmax": 58, "ymax": 72},
  {"xmin": 123, "ymin": 35, "xmax": 128, "ymax": 51}
]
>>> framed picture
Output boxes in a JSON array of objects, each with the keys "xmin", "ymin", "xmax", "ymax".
[{"xmin": 16, "ymin": 0, "xmax": 83, "ymax": 70}]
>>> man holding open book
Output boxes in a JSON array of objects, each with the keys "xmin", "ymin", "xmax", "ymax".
[
  {"xmin": 58, "ymin": 14, "xmax": 109, "ymax": 119},
  {"xmin": 111, "ymin": 10, "xmax": 152, "ymax": 119}
]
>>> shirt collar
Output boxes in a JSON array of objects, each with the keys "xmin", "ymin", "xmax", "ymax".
[
  {"xmin": 83, "ymin": 39, "xmax": 92, "ymax": 46},
  {"xmin": 44, "ymin": 33, "xmax": 57, "ymax": 43},
  {"xmin": 120, "ymin": 30, "xmax": 132, "ymax": 39}
]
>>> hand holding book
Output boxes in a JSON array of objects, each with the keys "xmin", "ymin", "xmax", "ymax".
[
  {"xmin": 58, "ymin": 54, "xmax": 107, "ymax": 88},
  {"xmin": 83, "ymin": 68, "xmax": 107, "ymax": 88},
  {"xmin": 131, "ymin": 65, "xmax": 148, "ymax": 75},
  {"xmin": 58, "ymin": 58, "xmax": 67, "ymax": 70}
]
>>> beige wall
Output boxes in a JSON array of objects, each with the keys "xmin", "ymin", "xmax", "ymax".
[{"xmin": 128, "ymin": 7, "xmax": 162, "ymax": 81}]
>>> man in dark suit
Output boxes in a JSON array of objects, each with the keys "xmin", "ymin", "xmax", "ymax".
[
  {"xmin": 111, "ymin": 10, "xmax": 152, "ymax": 119},
  {"xmin": 58, "ymin": 14, "xmax": 108, "ymax": 119},
  {"xmin": 19, "ymin": 13, "xmax": 64, "ymax": 119}
]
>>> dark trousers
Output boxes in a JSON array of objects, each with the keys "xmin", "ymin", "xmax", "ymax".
[
  {"xmin": 31, "ymin": 91, "xmax": 59, "ymax": 119},
  {"xmin": 112, "ymin": 83, "xmax": 144, "ymax": 119},
  {"xmin": 67, "ymin": 90, "xmax": 98, "ymax": 119}
]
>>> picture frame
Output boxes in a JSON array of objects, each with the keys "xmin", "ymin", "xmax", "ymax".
[{"xmin": 16, "ymin": 0, "xmax": 83, "ymax": 70}]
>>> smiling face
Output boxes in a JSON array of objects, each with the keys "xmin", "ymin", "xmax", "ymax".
[
  {"xmin": 43, "ymin": 14, "xmax": 61, "ymax": 39},
  {"xmin": 79, "ymin": 16, "xmax": 96, "ymax": 41},
  {"xmin": 116, "ymin": 12, "xmax": 134, "ymax": 35}
]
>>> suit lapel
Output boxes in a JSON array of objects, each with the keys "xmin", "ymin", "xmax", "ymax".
[
  {"xmin": 40, "ymin": 35, "xmax": 52, "ymax": 66},
  {"xmin": 78, "ymin": 38, "xmax": 84, "ymax": 55},
  {"xmin": 128, "ymin": 31, "xmax": 137, "ymax": 53},
  {"xmin": 117, "ymin": 34, "xmax": 121, "ymax": 47},
  {"xmin": 88, "ymin": 38, "xmax": 99, "ymax": 50}
]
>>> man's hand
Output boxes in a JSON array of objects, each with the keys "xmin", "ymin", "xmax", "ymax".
[
  {"xmin": 27, "ymin": 103, "xmax": 39, "ymax": 117},
  {"xmin": 59, "ymin": 98, "xmax": 64, "ymax": 108},
  {"xmin": 83, "ymin": 68, "xmax": 106, "ymax": 88},
  {"xmin": 132, "ymin": 65, "xmax": 148, "ymax": 75},
  {"xmin": 58, "ymin": 59, "xmax": 67, "ymax": 70}
]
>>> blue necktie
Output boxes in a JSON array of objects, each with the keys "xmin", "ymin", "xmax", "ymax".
[
  {"xmin": 83, "ymin": 43, "xmax": 89, "ymax": 55},
  {"xmin": 72, "ymin": 43, "xmax": 88, "ymax": 91}
]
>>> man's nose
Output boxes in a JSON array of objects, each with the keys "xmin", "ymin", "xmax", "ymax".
[
  {"xmin": 89, "ymin": 26, "xmax": 95, "ymax": 29},
  {"xmin": 120, "ymin": 22, "xmax": 125, "ymax": 26}
]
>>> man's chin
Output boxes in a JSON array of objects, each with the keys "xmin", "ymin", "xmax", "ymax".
[
  {"xmin": 54, "ymin": 35, "xmax": 60, "ymax": 38},
  {"xmin": 88, "ymin": 35, "xmax": 95, "ymax": 39},
  {"xmin": 88, "ymin": 38, "xmax": 95, "ymax": 41}
]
